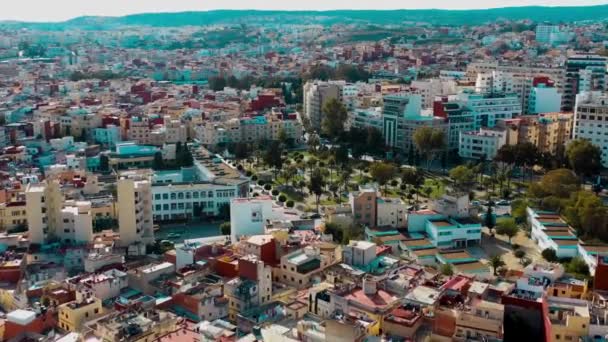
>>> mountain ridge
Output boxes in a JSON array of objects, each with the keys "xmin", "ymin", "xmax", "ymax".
[{"xmin": 2, "ymin": 6, "xmax": 608, "ymax": 29}]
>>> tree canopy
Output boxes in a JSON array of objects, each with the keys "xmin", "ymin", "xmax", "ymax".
[
  {"xmin": 567, "ymin": 139, "xmax": 602, "ymax": 178},
  {"xmin": 321, "ymin": 98, "xmax": 348, "ymax": 140}
]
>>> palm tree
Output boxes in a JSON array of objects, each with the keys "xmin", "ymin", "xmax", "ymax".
[{"xmin": 489, "ymin": 255, "xmax": 505, "ymax": 276}]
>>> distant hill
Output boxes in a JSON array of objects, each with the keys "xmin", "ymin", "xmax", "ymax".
[{"xmin": 3, "ymin": 6, "xmax": 608, "ymax": 30}]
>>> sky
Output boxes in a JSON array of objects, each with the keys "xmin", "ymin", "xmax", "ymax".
[{"xmin": 2, "ymin": 0, "xmax": 607, "ymax": 22}]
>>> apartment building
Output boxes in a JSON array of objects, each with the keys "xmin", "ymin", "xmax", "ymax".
[
  {"xmin": 0, "ymin": 201, "xmax": 27, "ymax": 231},
  {"xmin": 564, "ymin": 55, "xmax": 608, "ymax": 110},
  {"xmin": 25, "ymin": 180, "xmax": 62, "ymax": 244},
  {"xmin": 58, "ymin": 291, "xmax": 103, "ymax": 332},
  {"xmin": 573, "ymin": 91, "xmax": 608, "ymax": 167},
  {"xmin": 467, "ymin": 62, "xmax": 565, "ymax": 113},
  {"xmin": 117, "ymin": 172, "xmax": 155, "ymax": 247},
  {"xmin": 376, "ymin": 197, "xmax": 407, "ymax": 228},
  {"xmin": 411, "ymin": 78, "xmax": 456, "ymax": 109},
  {"xmin": 230, "ymin": 197, "xmax": 275, "ymax": 243},
  {"xmin": 342, "ymin": 240, "xmax": 376, "ymax": 268},
  {"xmin": 498, "ymin": 113, "xmax": 573, "ymax": 156},
  {"xmin": 526, "ymin": 78, "xmax": 561, "ymax": 113},
  {"xmin": 303, "ymin": 80, "xmax": 343, "ymax": 131},
  {"xmin": 224, "ymin": 255, "xmax": 273, "ymax": 321},
  {"xmin": 276, "ymin": 245, "xmax": 340, "ymax": 290},
  {"xmin": 548, "ymin": 297, "xmax": 591, "ymax": 342},
  {"xmin": 58, "ymin": 201, "xmax": 94, "ymax": 244},
  {"xmin": 196, "ymin": 112, "xmax": 302, "ymax": 147},
  {"xmin": 453, "ymin": 300, "xmax": 504, "ymax": 341},
  {"xmin": 457, "ymin": 91, "xmax": 522, "ymax": 129},
  {"xmin": 458, "ymin": 127, "xmax": 507, "ymax": 160},
  {"xmin": 382, "ymin": 94, "xmax": 448, "ymax": 151},
  {"xmin": 349, "ymin": 187, "xmax": 377, "ymax": 227},
  {"xmin": 349, "ymin": 107, "xmax": 383, "ymax": 132}
]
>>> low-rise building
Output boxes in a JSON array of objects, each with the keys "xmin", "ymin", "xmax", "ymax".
[{"xmin": 528, "ymin": 208, "xmax": 579, "ymax": 259}]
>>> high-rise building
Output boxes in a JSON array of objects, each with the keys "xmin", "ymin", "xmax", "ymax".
[
  {"xmin": 563, "ymin": 54, "xmax": 608, "ymax": 111},
  {"xmin": 573, "ymin": 91, "xmax": 608, "ymax": 167},
  {"xmin": 25, "ymin": 180, "xmax": 62, "ymax": 244},
  {"xmin": 536, "ymin": 24, "xmax": 560, "ymax": 44},
  {"xmin": 303, "ymin": 81, "xmax": 343, "ymax": 131},
  {"xmin": 457, "ymin": 91, "xmax": 522, "ymax": 129},
  {"xmin": 382, "ymin": 93, "xmax": 447, "ymax": 151},
  {"xmin": 117, "ymin": 173, "xmax": 154, "ymax": 247}
]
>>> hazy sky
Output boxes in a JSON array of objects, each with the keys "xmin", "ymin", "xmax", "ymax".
[{"xmin": 2, "ymin": 0, "xmax": 607, "ymax": 22}]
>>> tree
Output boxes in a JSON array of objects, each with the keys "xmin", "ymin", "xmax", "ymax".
[
  {"xmin": 449, "ymin": 165, "xmax": 475, "ymax": 189},
  {"xmin": 541, "ymin": 248, "xmax": 558, "ymax": 262},
  {"xmin": 264, "ymin": 141, "xmax": 284, "ymax": 179},
  {"xmin": 277, "ymin": 128, "xmax": 288, "ymax": 145},
  {"xmin": 513, "ymin": 142, "xmax": 539, "ymax": 180},
  {"xmin": 528, "ymin": 168, "xmax": 580, "ymax": 199},
  {"xmin": 567, "ymin": 139, "xmax": 602, "ymax": 178},
  {"xmin": 370, "ymin": 162, "xmax": 397, "ymax": 195},
  {"xmin": 308, "ymin": 169, "xmax": 326, "ymax": 213},
  {"xmin": 334, "ymin": 145, "xmax": 350, "ymax": 169},
  {"xmin": 496, "ymin": 217, "xmax": 519, "ymax": 244},
  {"xmin": 413, "ymin": 127, "xmax": 445, "ymax": 169},
  {"xmin": 440, "ymin": 263, "xmax": 454, "ymax": 276},
  {"xmin": 321, "ymin": 98, "xmax": 347, "ymax": 140},
  {"xmin": 99, "ymin": 154, "xmax": 110, "ymax": 172},
  {"xmin": 366, "ymin": 127, "xmax": 384, "ymax": 154},
  {"xmin": 565, "ymin": 257, "xmax": 590, "ymax": 278},
  {"xmin": 153, "ymin": 152, "xmax": 164, "ymax": 170},
  {"xmin": 489, "ymin": 255, "xmax": 505, "ymax": 276},
  {"xmin": 563, "ymin": 190, "xmax": 608, "ymax": 241},
  {"xmin": 220, "ymin": 222, "xmax": 231, "ymax": 235},
  {"xmin": 510, "ymin": 199, "xmax": 530, "ymax": 223},
  {"xmin": 485, "ymin": 203, "xmax": 496, "ymax": 235}
]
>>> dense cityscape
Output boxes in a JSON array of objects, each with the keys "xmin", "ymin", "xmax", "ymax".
[{"xmin": 0, "ymin": 4, "xmax": 608, "ymax": 342}]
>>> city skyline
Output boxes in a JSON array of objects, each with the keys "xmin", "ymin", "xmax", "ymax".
[{"xmin": 1, "ymin": 0, "xmax": 607, "ymax": 22}]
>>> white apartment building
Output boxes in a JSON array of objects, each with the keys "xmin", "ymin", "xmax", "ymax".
[
  {"xmin": 230, "ymin": 197, "xmax": 276, "ymax": 243},
  {"xmin": 573, "ymin": 91, "xmax": 608, "ymax": 167},
  {"xmin": 411, "ymin": 79, "xmax": 456, "ymax": 109},
  {"xmin": 303, "ymin": 80, "xmax": 344, "ymax": 131},
  {"xmin": 376, "ymin": 197, "xmax": 407, "ymax": 228},
  {"xmin": 117, "ymin": 173, "xmax": 154, "ymax": 247},
  {"xmin": 342, "ymin": 240, "xmax": 376, "ymax": 267},
  {"xmin": 349, "ymin": 107, "xmax": 383, "ymax": 132},
  {"xmin": 25, "ymin": 180, "xmax": 62, "ymax": 244},
  {"xmin": 459, "ymin": 128, "xmax": 507, "ymax": 160},
  {"xmin": 467, "ymin": 62, "xmax": 565, "ymax": 113},
  {"xmin": 458, "ymin": 91, "xmax": 522, "ymax": 129},
  {"xmin": 59, "ymin": 201, "xmax": 94, "ymax": 244},
  {"xmin": 528, "ymin": 85, "xmax": 562, "ymax": 114}
]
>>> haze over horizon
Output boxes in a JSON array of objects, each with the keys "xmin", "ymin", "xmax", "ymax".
[{"xmin": 2, "ymin": 0, "xmax": 607, "ymax": 22}]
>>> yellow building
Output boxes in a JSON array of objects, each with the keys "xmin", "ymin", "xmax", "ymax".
[
  {"xmin": 58, "ymin": 291, "xmax": 103, "ymax": 332},
  {"xmin": 548, "ymin": 296, "xmax": 590, "ymax": 342},
  {"xmin": 453, "ymin": 300, "xmax": 504, "ymax": 341},
  {"xmin": 0, "ymin": 202, "xmax": 27, "ymax": 231},
  {"xmin": 499, "ymin": 113, "xmax": 573, "ymax": 157},
  {"xmin": 548, "ymin": 277, "xmax": 588, "ymax": 299}
]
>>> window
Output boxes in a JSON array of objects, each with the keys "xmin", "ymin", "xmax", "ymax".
[
  {"xmin": 155, "ymin": 194, "xmax": 161, "ymax": 200},
  {"xmin": 162, "ymin": 193, "xmax": 168, "ymax": 200}
]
